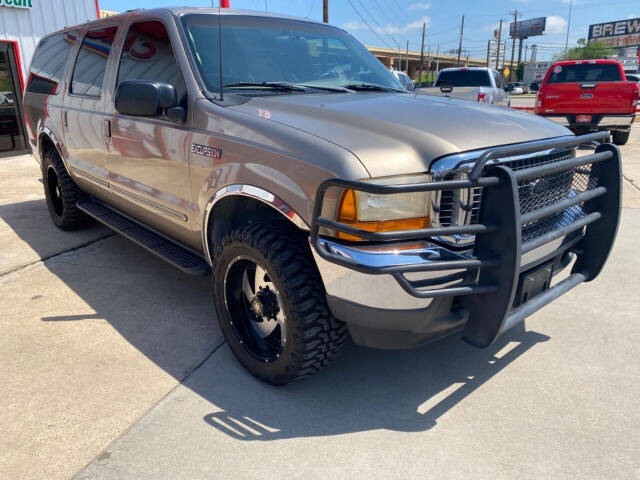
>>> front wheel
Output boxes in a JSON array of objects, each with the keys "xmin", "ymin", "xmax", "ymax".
[
  {"xmin": 611, "ymin": 130, "xmax": 630, "ymax": 146},
  {"xmin": 211, "ymin": 222, "xmax": 347, "ymax": 385}
]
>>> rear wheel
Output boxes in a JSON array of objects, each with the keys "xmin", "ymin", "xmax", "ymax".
[
  {"xmin": 611, "ymin": 130, "xmax": 630, "ymax": 146},
  {"xmin": 212, "ymin": 222, "xmax": 347, "ymax": 385},
  {"xmin": 42, "ymin": 147, "xmax": 89, "ymax": 230}
]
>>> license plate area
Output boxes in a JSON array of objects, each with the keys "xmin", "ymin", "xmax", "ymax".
[
  {"xmin": 576, "ymin": 114, "xmax": 592, "ymax": 123},
  {"xmin": 513, "ymin": 261, "xmax": 554, "ymax": 307}
]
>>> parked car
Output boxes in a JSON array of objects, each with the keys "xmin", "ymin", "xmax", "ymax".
[
  {"xmin": 507, "ymin": 84, "xmax": 524, "ymax": 95},
  {"xmin": 529, "ymin": 82, "xmax": 540, "ymax": 92},
  {"xmin": 418, "ymin": 67, "xmax": 510, "ymax": 106},
  {"xmin": 626, "ymin": 73, "xmax": 640, "ymax": 84},
  {"xmin": 391, "ymin": 69, "xmax": 415, "ymax": 91},
  {"xmin": 535, "ymin": 59, "xmax": 638, "ymax": 145},
  {"xmin": 24, "ymin": 9, "xmax": 622, "ymax": 384}
]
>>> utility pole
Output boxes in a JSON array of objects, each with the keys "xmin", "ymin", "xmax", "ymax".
[
  {"xmin": 486, "ymin": 40, "xmax": 491, "ymax": 67},
  {"xmin": 457, "ymin": 15, "xmax": 465, "ymax": 66},
  {"xmin": 524, "ymin": 44, "xmax": 528, "ymax": 62},
  {"xmin": 435, "ymin": 44, "xmax": 440, "ymax": 76},
  {"xmin": 516, "ymin": 38, "xmax": 524, "ymax": 81},
  {"xmin": 323, "ymin": 0, "xmax": 328, "ymax": 23},
  {"xmin": 509, "ymin": 11, "xmax": 519, "ymax": 81},
  {"xmin": 496, "ymin": 19, "xmax": 503, "ymax": 70},
  {"xmin": 405, "ymin": 40, "xmax": 409, "ymax": 72},
  {"xmin": 564, "ymin": 0, "xmax": 573, "ymax": 52},
  {"xmin": 418, "ymin": 22, "xmax": 425, "ymax": 86}
]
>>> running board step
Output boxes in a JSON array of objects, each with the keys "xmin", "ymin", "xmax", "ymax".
[{"xmin": 77, "ymin": 197, "xmax": 211, "ymax": 276}]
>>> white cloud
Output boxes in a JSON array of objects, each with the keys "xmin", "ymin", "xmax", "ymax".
[
  {"xmin": 342, "ymin": 16, "xmax": 431, "ymax": 35},
  {"xmin": 408, "ymin": 2, "xmax": 430, "ymax": 10},
  {"xmin": 546, "ymin": 15, "xmax": 568, "ymax": 34}
]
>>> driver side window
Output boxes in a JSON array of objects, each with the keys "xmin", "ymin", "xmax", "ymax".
[{"xmin": 117, "ymin": 21, "xmax": 187, "ymax": 107}]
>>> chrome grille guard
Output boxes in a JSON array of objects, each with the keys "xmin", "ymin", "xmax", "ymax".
[{"xmin": 310, "ymin": 132, "xmax": 621, "ymax": 347}]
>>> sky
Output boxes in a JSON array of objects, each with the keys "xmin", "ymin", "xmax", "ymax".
[{"xmin": 98, "ymin": 0, "xmax": 640, "ymax": 61}]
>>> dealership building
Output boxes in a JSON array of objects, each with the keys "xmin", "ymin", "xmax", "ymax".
[{"xmin": 0, "ymin": 0, "xmax": 98, "ymax": 156}]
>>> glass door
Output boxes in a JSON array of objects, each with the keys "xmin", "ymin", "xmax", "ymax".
[{"xmin": 0, "ymin": 43, "xmax": 27, "ymax": 157}]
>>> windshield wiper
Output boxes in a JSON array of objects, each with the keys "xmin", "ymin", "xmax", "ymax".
[
  {"xmin": 341, "ymin": 83, "xmax": 404, "ymax": 92},
  {"xmin": 297, "ymin": 84, "xmax": 353, "ymax": 93},
  {"xmin": 222, "ymin": 82, "xmax": 308, "ymax": 92}
]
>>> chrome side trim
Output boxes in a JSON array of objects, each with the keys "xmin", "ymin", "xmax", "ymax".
[
  {"xmin": 202, "ymin": 184, "xmax": 309, "ymax": 266},
  {"xmin": 70, "ymin": 167, "xmax": 109, "ymax": 187},
  {"xmin": 110, "ymin": 184, "xmax": 188, "ymax": 222}
]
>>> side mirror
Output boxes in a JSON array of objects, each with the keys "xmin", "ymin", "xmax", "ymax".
[{"xmin": 115, "ymin": 80, "xmax": 185, "ymax": 121}]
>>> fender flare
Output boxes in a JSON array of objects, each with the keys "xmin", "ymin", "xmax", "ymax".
[
  {"xmin": 202, "ymin": 184, "xmax": 309, "ymax": 265},
  {"xmin": 38, "ymin": 127, "xmax": 69, "ymax": 171}
]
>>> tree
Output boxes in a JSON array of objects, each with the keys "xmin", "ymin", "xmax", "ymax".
[{"xmin": 554, "ymin": 38, "xmax": 614, "ymax": 61}]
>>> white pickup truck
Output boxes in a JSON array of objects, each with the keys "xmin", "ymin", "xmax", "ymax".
[{"xmin": 418, "ymin": 67, "xmax": 510, "ymax": 107}]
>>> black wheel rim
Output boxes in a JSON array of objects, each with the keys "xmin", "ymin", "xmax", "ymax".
[
  {"xmin": 224, "ymin": 256, "xmax": 286, "ymax": 363},
  {"xmin": 47, "ymin": 166, "xmax": 63, "ymax": 217}
]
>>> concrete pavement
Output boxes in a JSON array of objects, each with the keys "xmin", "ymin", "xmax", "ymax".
[
  {"xmin": 1, "ymin": 129, "xmax": 639, "ymax": 479},
  {"xmin": 0, "ymin": 156, "xmax": 223, "ymax": 480}
]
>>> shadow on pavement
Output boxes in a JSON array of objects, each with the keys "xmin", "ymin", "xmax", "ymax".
[
  {"xmin": 2, "ymin": 197, "xmax": 549, "ymax": 440},
  {"xmin": 198, "ymin": 326, "xmax": 548, "ymax": 439}
]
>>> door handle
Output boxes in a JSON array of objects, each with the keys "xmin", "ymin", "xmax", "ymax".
[
  {"xmin": 62, "ymin": 111, "xmax": 68, "ymax": 127},
  {"xmin": 104, "ymin": 119, "xmax": 111, "ymax": 138}
]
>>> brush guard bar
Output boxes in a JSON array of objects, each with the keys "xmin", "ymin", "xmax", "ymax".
[{"xmin": 310, "ymin": 132, "xmax": 622, "ymax": 347}]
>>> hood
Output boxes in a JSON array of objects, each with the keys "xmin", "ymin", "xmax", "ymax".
[{"xmin": 230, "ymin": 92, "xmax": 571, "ymax": 178}]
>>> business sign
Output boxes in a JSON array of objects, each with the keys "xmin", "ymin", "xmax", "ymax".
[
  {"xmin": 588, "ymin": 18, "xmax": 640, "ymax": 48},
  {"xmin": 0, "ymin": 0, "xmax": 32, "ymax": 8},
  {"xmin": 510, "ymin": 17, "xmax": 546, "ymax": 39}
]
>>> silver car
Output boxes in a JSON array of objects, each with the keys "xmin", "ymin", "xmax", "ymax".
[{"xmin": 23, "ymin": 8, "xmax": 622, "ymax": 384}]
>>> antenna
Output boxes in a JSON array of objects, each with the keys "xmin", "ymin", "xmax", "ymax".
[{"xmin": 218, "ymin": 5, "xmax": 224, "ymax": 101}]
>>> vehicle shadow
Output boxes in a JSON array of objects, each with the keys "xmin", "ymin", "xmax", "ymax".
[
  {"xmin": 2, "ymin": 197, "xmax": 549, "ymax": 440},
  {"xmin": 197, "ymin": 326, "xmax": 548, "ymax": 440}
]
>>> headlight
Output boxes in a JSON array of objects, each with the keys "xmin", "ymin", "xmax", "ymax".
[{"xmin": 336, "ymin": 174, "xmax": 431, "ymax": 241}]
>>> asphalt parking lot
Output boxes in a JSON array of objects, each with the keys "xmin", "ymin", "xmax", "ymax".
[{"xmin": 1, "ymin": 127, "xmax": 640, "ymax": 480}]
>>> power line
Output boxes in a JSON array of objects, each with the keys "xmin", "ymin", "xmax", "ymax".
[
  {"xmin": 387, "ymin": 0, "xmax": 412, "ymax": 22},
  {"xmin": 346, "ymin": 0, "xmax": 395, "ymax": 49},
  {"xmin": 354, "ymin": 0, "xmax": 401, "ymax": 47}
]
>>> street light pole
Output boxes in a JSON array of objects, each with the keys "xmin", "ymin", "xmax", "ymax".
[{"xmin": 564, "ymin": 0, "xmax": 573, "ymax": 52}]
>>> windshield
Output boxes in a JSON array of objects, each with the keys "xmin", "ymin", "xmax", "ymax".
[
  {"xmin": 435, "ymin": 70, "xmax": 491, "ymax": 87},
  {"xmin": 547, "ymin": 63, "xmax": 622, "ymax": 83},
  {"xmin": 180, "ymin": 14, "xmax": 403, "ymax": 94}
]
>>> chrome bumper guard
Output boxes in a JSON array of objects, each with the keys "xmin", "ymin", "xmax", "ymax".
[{"xmin": 310, "ymin": 132, "xmax": 622, "ymax": 348}]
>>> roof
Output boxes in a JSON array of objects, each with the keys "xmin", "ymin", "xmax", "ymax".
[
  {"xmin": 90, "ymin": 7, "xmax": 329, "ymax": 27},
  {"xmin": 551, "ymin": 59, "xmax": 622, "ymax": 65}
]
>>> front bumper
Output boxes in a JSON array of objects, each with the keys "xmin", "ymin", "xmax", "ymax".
[
  {"xmin": 541, "ymin": 114, "xmax": 634, "ymax": 130},
  {"xmin": 310, "ymin": 132, "xmax": 622, "ymax": 349}
]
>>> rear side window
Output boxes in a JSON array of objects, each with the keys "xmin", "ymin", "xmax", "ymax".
[
  {"xmin": 547, "ymin": 64, "xmax": 622, "ymax": 83},
  {"xmin": 436, "ymin": 70, "xmax": 492, "ymax": 87},
  {"xmin": 117, "ymin": 21, "xmax": 186, "ymax": 105},
  {"xmin": 27, "ymin": 32, "xmax": 78, "ymax": 95},
  {"xmin": 70, "ymin": 26, "xmax": 118, "ymax": 97},
  {"xmin": 492, "ymin": 70, "xmax": 504, "ymax": 88}
]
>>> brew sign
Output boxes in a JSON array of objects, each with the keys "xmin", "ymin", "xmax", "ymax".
[
  {"xmin": 0, "ymin": 0, "xmax": 33, "ymax": 8},
  {"xmin": 589, "ymin": 18, "xmax": 640, "ymax": 48}
]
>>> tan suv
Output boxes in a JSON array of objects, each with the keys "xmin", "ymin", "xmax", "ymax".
[{"xmin": 23, "ymin": 8, "xmax": 622, "ymax": 384}]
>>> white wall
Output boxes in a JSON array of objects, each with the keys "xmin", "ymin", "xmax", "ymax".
[{"xmin": 0, "ymin": 0, "xmax": 98, "ymax": 82}]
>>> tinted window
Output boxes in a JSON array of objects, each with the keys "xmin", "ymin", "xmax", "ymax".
[
  {"xmin": 436, "ymin": 70, "xmax": 492, "ymax": 87},
  {"xmin": 547, "ymin": 64, "xmax": 622, "ymax": 83},
  {"xmin": 117, "ymin": 21, "xmax": 186, "ymax": 105},
  {"xmin": 181, "ymin": 14, "xmax": 402, "ymax": 93},
  {"xmin": 71, "ymin": 26, "xmax": 118, "ymax": 97},
  {"xmin": 492, "ymin": 70, "xmax": 504, "ymax": 88},
  {"xmin": 27, "ymin": 31, "xmax": 78, "ymax": 95}
]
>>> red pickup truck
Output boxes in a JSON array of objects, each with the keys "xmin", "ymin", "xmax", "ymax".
[{"xmin": 535, "ymin": 59, "xmax": 638, "ymax": 145}]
